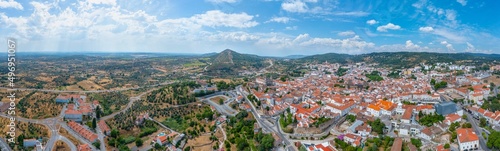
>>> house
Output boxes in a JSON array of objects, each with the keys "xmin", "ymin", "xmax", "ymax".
[
  {"xmin": 23, "ymin": 139, "xmax": 39, "ymax": 148},
  {"xmin": 367, "ymin": 100, "xmax": 396, "ymax": 117},
  {"xmin": 55, "ymin": 94, "xmax": 70, "ymax": 103},
  {"xmin": 436, "ymin": 144, "xmax": 450, "ymax": 151},
  {"xmin": 64, "ymin": 109, "xmax": 83, "ymax": 123},
  {"xmin": 419, "ymin": 127, "xmax": 433, "ymax": 140},
  {"xmin": 78, "ymin": 144, "xmax": 92, "ymax": 151},
  {"xmin": 155, "ymin": 135, "xmax": 168, "ymax": 146},
  {"xmin": 355, "ymin": 124, "xmax": 372, "ymax": 137},
  {"xmin": 457, "ymin": 128, "xmax": 479, "ymax": 151},
  {"xmin": 391, "ymin": 138, "xmax": 403, "ymax": 151},
  {"xmin": 444, "ymin": 113, "xmax": 461, "ymax": 125},
  {"xmin": 98, "ymin": 120, "xmax": 111, "ymax": 135},
  {"xmin": 343, "ymin": 133, "xmax": 362, "ymax": 147},
  {"xmin": 68, "ymin": 121, "xmax": 98, "ymax": 143},
  {"xmin": 401, "ymin": 107, "xmax": 414, "ymax": 124}
]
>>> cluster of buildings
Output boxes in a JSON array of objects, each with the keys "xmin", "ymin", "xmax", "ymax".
[
  {"xmin": 468, "ymin": 105, "xmax": 500, "ymax": 128},
  {"xmin": 67, "ymin": 120, "xmax": 98, "ymax": 143},
  {"xmin": 245, "ymin": 62, "xmax": 495, "ymax": 151},
  {"xmin": 56, "ymin": 94, "xmax": 100, "ymax": 123}
]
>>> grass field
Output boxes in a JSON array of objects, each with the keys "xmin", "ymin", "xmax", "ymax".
[
  {"xmin": 162, "ymin": 118, "xmax": 188, "ymax": 131},
  {"xmin": 183, "ymin": 61, "xmax": 207, "ymax": 67},
  {"xmin": 77, "ymin": 80, "xmax": 104, "ymax": 90}
]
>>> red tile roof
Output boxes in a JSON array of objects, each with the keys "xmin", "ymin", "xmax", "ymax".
[{"xmin": 457, "ymin": 128, "xmax": 479, "ymax": 143}]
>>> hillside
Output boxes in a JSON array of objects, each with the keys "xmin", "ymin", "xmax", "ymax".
[
  {"xmin": 206, "ymin": 49, "xmax": 269, "ymax": 74},
  {"xmin": 299, "ymin": 52, "xmax": 500, "ymax": 68}
]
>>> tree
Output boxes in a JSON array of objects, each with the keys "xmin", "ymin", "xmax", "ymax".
[
  {"xmin": 462, "ymin": 114, "xmax": 467, "ymax": 119},
  {"xmin": 96, "ymin": 105, "xmax": 101, "ymax": 119},
  {"xmin": 480, "ymin": 117, "xmax": 487, "ymax": 127},
  {"xmin": 410, "ymin": 138, "xmax": 422, "ymax": 148},
  {"xmin": 444, "ymin": 143, "xmax": 450, "ymax": 149},
  {"xmin": 462, "ymin": 123, "xmax": 472, "ymax": 128},
  {"xmin": 110, "ymin": 129, "xmax": 119, "ymax": 138},
  {"xmin": 135, "ymin": 138, "xmax": 143, "ymax": 147},
  {"xmin": 368, "ymin": 118, "xmax": 385, "ymax": 135},
  {"xmin": 92, "ymin": 141, "xmax": 101, "ymax": 148},
  {"xmin": 91, "ymin": 118, "xmax": 97, "ymax": 130},
  {"xmin": 219, "ymin": 99, "xmax": 224, "ymax": 105},
  {"xmin": 430, "ymin": 79, "xmax": 436, "ymax": 85},
  {"xmin": 346, "ymin": 115, "xmax": 356, "ymax": 123},
  {"xmin": 487, "ymin": 131, "xmax": 500, "ymax": 149}
]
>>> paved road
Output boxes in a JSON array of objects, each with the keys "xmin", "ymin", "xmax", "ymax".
[
  {"xmin": 96, "ymin": 125, "xmax": 106, "ymax": 151},
  {"xmin": 59, "ymin": 135, "xmax": 77, "ymax": 151},
  {"xmin": 0, "ymin": 137, "xmax": 11, "ymax": 151},
  {"xmin": 202, "ymin": 99, "xmax": 237, "ymax": 116},
  {"xmin": 237, "ymin": 87, "xmax": 295, "ymax": 151},
  {"xmin": 465, "ymin": 111, "xmax": 489, "ymax": 151}
]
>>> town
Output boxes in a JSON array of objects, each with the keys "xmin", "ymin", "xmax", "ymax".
[{"xmin": 2, "ymin": 58, "xmax": 500, "ymax": 151}]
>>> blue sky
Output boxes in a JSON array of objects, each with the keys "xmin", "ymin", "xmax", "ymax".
[{"xmin": 1, "ymin": 0, "xmax": 499, "ymax": 56}]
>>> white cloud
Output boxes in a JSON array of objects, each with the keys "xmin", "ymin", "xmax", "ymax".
[
  {"xmin": 456, "ymin": 0, "xmax": 467, "ymax": 6},
  {"xmin": 205, "ymin": 31, "xmax": 260, "ymax": 42},
  {"xmin": 190, "ymin": 10, "xmax": 259, "ymax": 28},
  {"xmin": 440, "ymin": 41, "xmax": 454, "ymax": 51},
  {"xmin": 332, "ymin": 11, "xmax": 369, "ymax": 17},
  {"xmin": 0, "ymin": 0, "xmax": 23, "ymax": 10},
  {"xmin": 433, "ymin": 28, "xmax": 466, "ymax": 43},
  {"xmin": 281, "ymin": 0, "xmax": 319, "ymax": 13},
  {"xmin": 465, "ymin": 42, "xmax": 475, "ymax": 52},
  {"xmin": 377, "ymin": 23, "xmax": 401, "ymax": 32},
  {"xmin": 285, "ymin": 26, "xmax": 298, "ymax": 30},
  {"xmin": 405, "ymin": 40, "xmax": 420, "ymax": 49},
  {"xmin": 206, "ymin": 0, "xmax": 237, "ymax": 3},
  {"xmin": 366, "ymin": 19, "xmax": 378, "ymax": 25},
  {"xmin": 412, "ymin": 0, "xmax": 427, "ymax": 9},
  {"xmin": 298, "ymin": 35, "xmax": 375, "ymax": 50},
  {"xmin": 266, "ymin": 17, "xmax": 291, "ymax": 23},
  {"xmin": 281, "ymin": 0, "xmax": 309, "ymax": 13},
  {"xmin": 419, "ymin": 26, "xmax": 434, "ymax": 32},
  {"xmin": 445, "ymin": 9, "xmax": 457, "ymax": 21},
  {"xmin": 88, "ymin": 0, "xmax": 116, "ymax": 5},
  {"xmin": 338, "ymin": 31, "xmax": 355, "ymax": 36}
]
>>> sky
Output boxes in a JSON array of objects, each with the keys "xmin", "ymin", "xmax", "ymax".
[{"xmin": 1, "ymin": 0, "xmax": 499, "ymax": 56}]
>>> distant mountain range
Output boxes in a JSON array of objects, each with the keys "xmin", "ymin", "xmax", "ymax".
[
  {"xmin": 298, "ymin": 52, "xmax": 500, "ymax": 68},
  {"xmin": 204, "ymin": 50, "xmax": 500, "ymax": 70}
]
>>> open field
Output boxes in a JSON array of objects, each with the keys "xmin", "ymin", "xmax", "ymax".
[
  {"xmin": 52, "ymin": 140, "xmax": 70, "ymax": 151},
  {"xmin": 59, "ymin": 128, "xmax": 83, "ymax": 146},
  {"xmin": 185, "ymin": 134, "xmax": 214, "ymax": 151},
  {"xmin": 77, "ymin": 80, "xmax": 104, "ymax": 90},
  {"xmin": 65, "ymin": 85, "xmax": 83, "ymax": 91}
]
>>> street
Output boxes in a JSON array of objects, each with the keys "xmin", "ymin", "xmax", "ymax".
[
  {"xmin": 237, "ymin": 87, "xmax": 295, "ymax": 151},
  {"xmin": 0, "ymin": 137, "xmax": 11, "ymax": 151},
  {"xmin": 465, "ymin": 111, "xmax": 489, "ymax": 151}
]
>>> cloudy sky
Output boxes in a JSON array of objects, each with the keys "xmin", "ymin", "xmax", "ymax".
[{"xmin": 1, "ymin": 0, "xmax": 499, "ymax": 56}]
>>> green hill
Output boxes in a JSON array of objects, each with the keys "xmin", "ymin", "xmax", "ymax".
[
  {"xmin": 206, "ymin": 49, "xmax": 268, "ymax": 74},
  {"xmin": 299, "ymin": 52, "xmax": 500, "ymax": 68}
]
